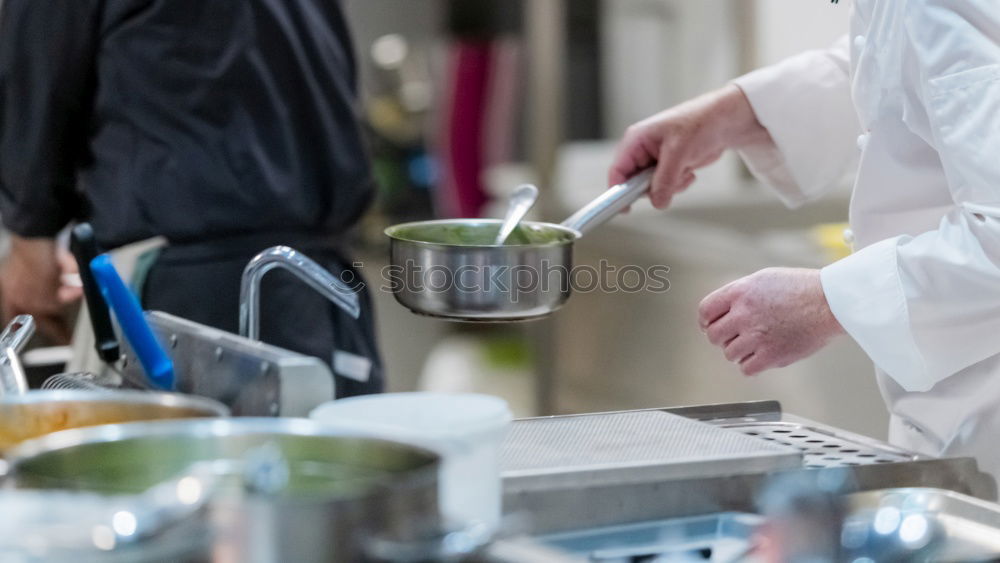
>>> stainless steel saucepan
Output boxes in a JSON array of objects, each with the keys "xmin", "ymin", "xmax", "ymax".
[
  {"xmin": 6, "ymin": 418, "xmax": 448, "ymax": 562},
  {"xmin": 385, "ymin": 169, "xmax": 653, "ymax": 321},
  {"xmin": 0, "ymin": 390, "xmax": 228, "ymax": 457}
]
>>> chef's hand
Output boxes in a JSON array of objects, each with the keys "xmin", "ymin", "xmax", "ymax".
[
  {"xmin": 609, "ymin": 84, "xmax": 772, "ymax": 209},
  {"xmin": 698, "ymin": 268, "xmax": 844, "ymax": 376},
  {"xmin": 0, "ymin": 235, "xmax": 82, "ymax": 343}
]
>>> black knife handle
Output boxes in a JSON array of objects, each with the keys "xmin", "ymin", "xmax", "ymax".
[{"xmin": 69, "ymin": 223, "xmax": 120, "ymax": 363}]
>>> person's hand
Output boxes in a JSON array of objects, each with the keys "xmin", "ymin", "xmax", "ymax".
[
  {"xmin": 698, "ymin": 268, "xmax": 844, "ymax": 376},
  {"xmin": 609, "ymin": 84, "xmax": 772, "ymax": 209},
  {"xmin": 0, "ymin": 235, "xmax": 82, "ymax": 343}
]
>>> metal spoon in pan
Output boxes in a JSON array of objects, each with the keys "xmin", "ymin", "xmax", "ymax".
[{"xmin": 494, "ymin": 184, "xmax": 540, "ymax": 246}]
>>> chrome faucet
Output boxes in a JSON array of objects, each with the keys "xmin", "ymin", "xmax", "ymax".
[{"xmin": 239, "ymin": 246, "xmax": 360, "ymax": 341}]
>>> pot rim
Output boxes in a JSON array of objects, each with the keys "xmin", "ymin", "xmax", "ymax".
[
  {"xmin": 384, "ymin": 218, "xmax": 580, "ymax": 249},
  {"xmin": 6, "ymin": 417, "xmax": 442, "ymax": 496},
  {"xmin": 0, "ymin": 390, "xmax": 229, "ymax": 416}
]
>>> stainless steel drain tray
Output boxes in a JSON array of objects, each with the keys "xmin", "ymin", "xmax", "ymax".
[
  {"xmin": 665, "ymin": 401, "xmax": 920, "ymax": 468},
  {"xmin": 726, "ymin": 422, "xmax": 915, "ymax": 469},
  {"xmin": 503, "ymin": 410, "xmax": 802, "ymax": 491}
]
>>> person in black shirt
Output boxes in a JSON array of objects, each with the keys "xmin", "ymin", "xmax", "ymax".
[{"xmin": 0, "ymin": 0, "xmax": 383, "ymax": 397}]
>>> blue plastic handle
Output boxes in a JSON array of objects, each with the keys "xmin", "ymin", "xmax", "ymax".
[{"xmin": 90, "ymin": 254, "xmax": 175, "ymax": 390}]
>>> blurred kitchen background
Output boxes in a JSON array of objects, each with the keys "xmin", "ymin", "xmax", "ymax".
[
  {"xmin": 338, "ymin": 0, "xmax": 889, "ymax": 438},
  {"xmin": 0, "ymin": 0, "xmax": 879, "ymax": 436}
]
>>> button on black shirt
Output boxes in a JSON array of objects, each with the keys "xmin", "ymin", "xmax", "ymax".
[{"xmin": 0, "ymin": 0, "xmax": 373, "ymax": 248}]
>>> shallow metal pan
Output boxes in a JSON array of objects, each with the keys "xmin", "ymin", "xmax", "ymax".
[
  {"xmin": 5, "ymin": 417, "xmax": 443, "ymax": 562},
  {"xmin": 0, "ymin": 390, "xmax": 228, "ymax": 457},
  {"xmin": 385, "ymin": 170, "xmax": 653, "ymax": 321}
]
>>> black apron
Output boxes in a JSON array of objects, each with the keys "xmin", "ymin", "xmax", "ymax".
[{"xmin": 139, "ymin": 232, "xmax": 383, "ymax": 398}]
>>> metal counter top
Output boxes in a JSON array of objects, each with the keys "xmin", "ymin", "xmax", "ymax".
[{"xmin": 502, "ymin": 401, "xmax": 996, "ymax": 534}]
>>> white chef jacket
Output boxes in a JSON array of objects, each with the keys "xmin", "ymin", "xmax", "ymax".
[{"xmin": 733, "ymin": 0, "xmax": 1000, "ymax": 478}]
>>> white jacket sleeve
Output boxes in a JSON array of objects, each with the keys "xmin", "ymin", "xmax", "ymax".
[
  {"xmin": 821, "ymin": 0, "xmax": 1000, "ymax": 392},
  {"xmin": 731, "ymin": 37, "xmax": 860, "ymax": 208}
]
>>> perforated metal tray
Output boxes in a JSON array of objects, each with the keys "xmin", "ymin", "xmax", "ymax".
[
  {"xmin": 502, "ymin": 410, "xmax": 802, "ymax": 491},
  {"xmin": 726, "ymin": 422, "xmax": 915, "ymax": 469},
  {"xmin": 664, "ymin": 401, "xmax": 921, "ymax": 469}
]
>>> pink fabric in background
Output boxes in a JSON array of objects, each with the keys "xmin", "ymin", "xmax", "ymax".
[{"xmin": 437, "ymin": 41, "xmax": 493, "ymax": 219}]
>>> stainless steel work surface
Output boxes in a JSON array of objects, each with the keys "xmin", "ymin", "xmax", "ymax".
[
  {"xmin": 502, "ymin": 410, "xmax": 802, "ymax": 489},
  {"xmin": 503, "ymin": 402, "xmax": 996, "ymax": 534}
]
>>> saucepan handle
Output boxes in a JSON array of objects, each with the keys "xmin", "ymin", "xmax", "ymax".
[
  {"xmin": 70, "ymin": 223, "xmax": 121, "ymax": 364},
  {"xmin": 0, "ymin": 314, "xmax": 35, "ymax": 354},
  {"xmin": 0, "ymin": 315, "xmax": 34, "ymax": 396},
  {"xmin": 90, "ymin": 254, "xmax": 175, "ymax": 390},
  {"xmin": 0, "ymin": 346, "xmax": 28, "ymax": 396},
  {"xmin": 560, "ymin": 168, "xmax": 654, "ymax": 236}
]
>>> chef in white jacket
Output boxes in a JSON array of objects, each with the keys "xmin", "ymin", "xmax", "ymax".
[{"xmin": 611, "ymin": 0, "xmax": 1000, "ymax": 478}]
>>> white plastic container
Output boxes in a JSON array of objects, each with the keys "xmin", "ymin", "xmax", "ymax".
[{"xmin": 310, "ymin": 392, "xmax": 512, "ymax": 531}]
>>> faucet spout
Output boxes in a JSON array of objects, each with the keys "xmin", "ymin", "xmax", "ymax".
[{"xmin": 239, "ymin": 246, "xmax": 361, "ymax": 341}]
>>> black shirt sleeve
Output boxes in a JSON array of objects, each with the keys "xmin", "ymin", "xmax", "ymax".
[{"xmin": 0, "ymin": 0, "xmax": 100, "ymax": 237}]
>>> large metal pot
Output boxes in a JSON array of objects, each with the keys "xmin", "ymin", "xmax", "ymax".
[
  {"xmin": 0, "ymin": 390, "xmax": 228, "ymax": 457},
  {"xmin": 385, "ymin": 170, "xmax": 652, "ymax": 321},
  {"xmin": 6, "ymin": 417, "xmax": 444, "ymax": 562}
]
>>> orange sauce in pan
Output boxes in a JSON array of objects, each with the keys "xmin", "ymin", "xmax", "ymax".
[{"xmin": 0, "ymin": 402, "xmax": 213, "ymax": 457}]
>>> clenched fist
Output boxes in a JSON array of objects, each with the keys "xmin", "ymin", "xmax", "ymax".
[{"xmin": 699, "ymin": 268, "xmax": 844, "ymax": 376}]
